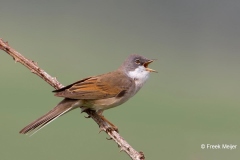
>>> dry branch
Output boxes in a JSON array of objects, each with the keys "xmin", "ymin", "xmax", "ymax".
[{"xmin": 0, "ymin": 38, "xmax": 145, "ymax": 160}]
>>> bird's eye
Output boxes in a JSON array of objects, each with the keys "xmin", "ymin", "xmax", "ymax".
[{"xmin": 135, "ymin": 59, "xmax": 140, "ymax": 64}]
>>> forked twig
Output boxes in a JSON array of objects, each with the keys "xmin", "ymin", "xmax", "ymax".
[{"xmin": 0, "ymin": 38, "xmax": 145, "ymax": 160}]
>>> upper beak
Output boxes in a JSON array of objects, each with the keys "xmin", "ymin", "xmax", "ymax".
[{"xmin": 144, "ymin": 59, "xmax": 157, "ymax": 73}]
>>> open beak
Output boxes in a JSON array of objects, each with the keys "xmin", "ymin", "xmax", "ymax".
[{"xmin": 144, "ymin": 60, "xmax": 157, "ymax": 73}]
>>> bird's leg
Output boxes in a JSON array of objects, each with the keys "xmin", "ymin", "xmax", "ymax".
[
  {"xmin": 80, "ymin": 107, "xmax": 92, "ymax": 118},
  {"xmin": 97, "ymin": 110, "xmax": 119, "ymax": 133},
  {"xmin": 81, "ymin": 108, "xmax": 119, "ymax": 133},
  {"xmin": 100, "ymin": 115, "xmax": 119, "ymax": 133}
]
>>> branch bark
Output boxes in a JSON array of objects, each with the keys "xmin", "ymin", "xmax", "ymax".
[{"xmin": 0, "ymin": 38, "xmax": 145, "ymax": 160}]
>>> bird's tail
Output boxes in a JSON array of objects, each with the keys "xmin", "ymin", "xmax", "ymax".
[{"xmin": 19, "ymin": 98, "xmax": 80, "ymax": 136}]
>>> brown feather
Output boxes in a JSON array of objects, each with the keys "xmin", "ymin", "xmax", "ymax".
[
  {"xmin": 53, "ymin": 70, "xmax": 134, "ymax": 99},
  {"xmin": 19, "ymin": 98, "xmax": 79, "ymax": 135}
]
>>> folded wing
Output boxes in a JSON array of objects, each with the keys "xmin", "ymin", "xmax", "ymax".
[{"xmin": 53, "ymin": 71, "xmax": 134, "ymax": 99}]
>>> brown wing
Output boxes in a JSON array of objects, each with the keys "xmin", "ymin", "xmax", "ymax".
[{"xmin": 53, "ymin": 71, "xmax": 134, "ymax": 99}]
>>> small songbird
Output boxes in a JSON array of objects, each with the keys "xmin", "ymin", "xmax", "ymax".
[{"xmin": 19, "ymin": 54, "xmax": 156, "ymax": 135}]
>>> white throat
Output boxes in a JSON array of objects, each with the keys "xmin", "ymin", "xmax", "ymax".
[{"xmin": 127, "ymin": 66, "xmax": 150, "ymax": 93}]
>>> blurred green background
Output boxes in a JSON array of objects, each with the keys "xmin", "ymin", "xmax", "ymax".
[{"xmin": 1, "ymin": 0, "xmax": 240, "ymax": 159}]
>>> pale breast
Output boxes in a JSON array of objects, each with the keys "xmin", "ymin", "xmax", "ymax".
[{"xmin": 127, "ymin": 66, "xmax": 150, "ymax": 94}]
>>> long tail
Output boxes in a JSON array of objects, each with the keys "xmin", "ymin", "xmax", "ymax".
[{"xmin": 19, "ymin": 98, "xmax": 80, "ymax": 135}]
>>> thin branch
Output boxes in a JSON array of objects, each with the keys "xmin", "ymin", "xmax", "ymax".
[{"xmin": 0, "ymin": 38, "xmax": 145, "ymax": 160}]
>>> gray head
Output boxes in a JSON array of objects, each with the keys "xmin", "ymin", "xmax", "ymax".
[{"xmin": 120, "ymin": 54, "xmax": 156, "ymax": 73}]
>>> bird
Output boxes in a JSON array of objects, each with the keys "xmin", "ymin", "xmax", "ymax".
[{"xmin": 19, "ymin": 54, "xmax": 156, "ymax": 135}]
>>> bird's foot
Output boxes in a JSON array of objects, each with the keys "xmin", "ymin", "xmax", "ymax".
[
  {"xmin": 105, "ymin": 126, "xmax": 118, "ymax": 140},
  {"xmin": 99, "ymin": 122, "xmax": 119, "ymax": 134},
  {"xmin": 98, "ymin": 114, "xmax": 119, "ymax": 133},
  {"xmin": 106, "ymin": 125, "xmax": 119, "ymax": 133}
]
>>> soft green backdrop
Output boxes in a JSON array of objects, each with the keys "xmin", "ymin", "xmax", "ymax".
[{"xmin": 1, "ymin": 0, "xmax": 240, "ymax": 160}]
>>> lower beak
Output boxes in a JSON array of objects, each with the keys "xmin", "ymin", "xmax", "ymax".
[{"xmin": 144, "ymin": 60, "xmax": 157, "ymax": 73}]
